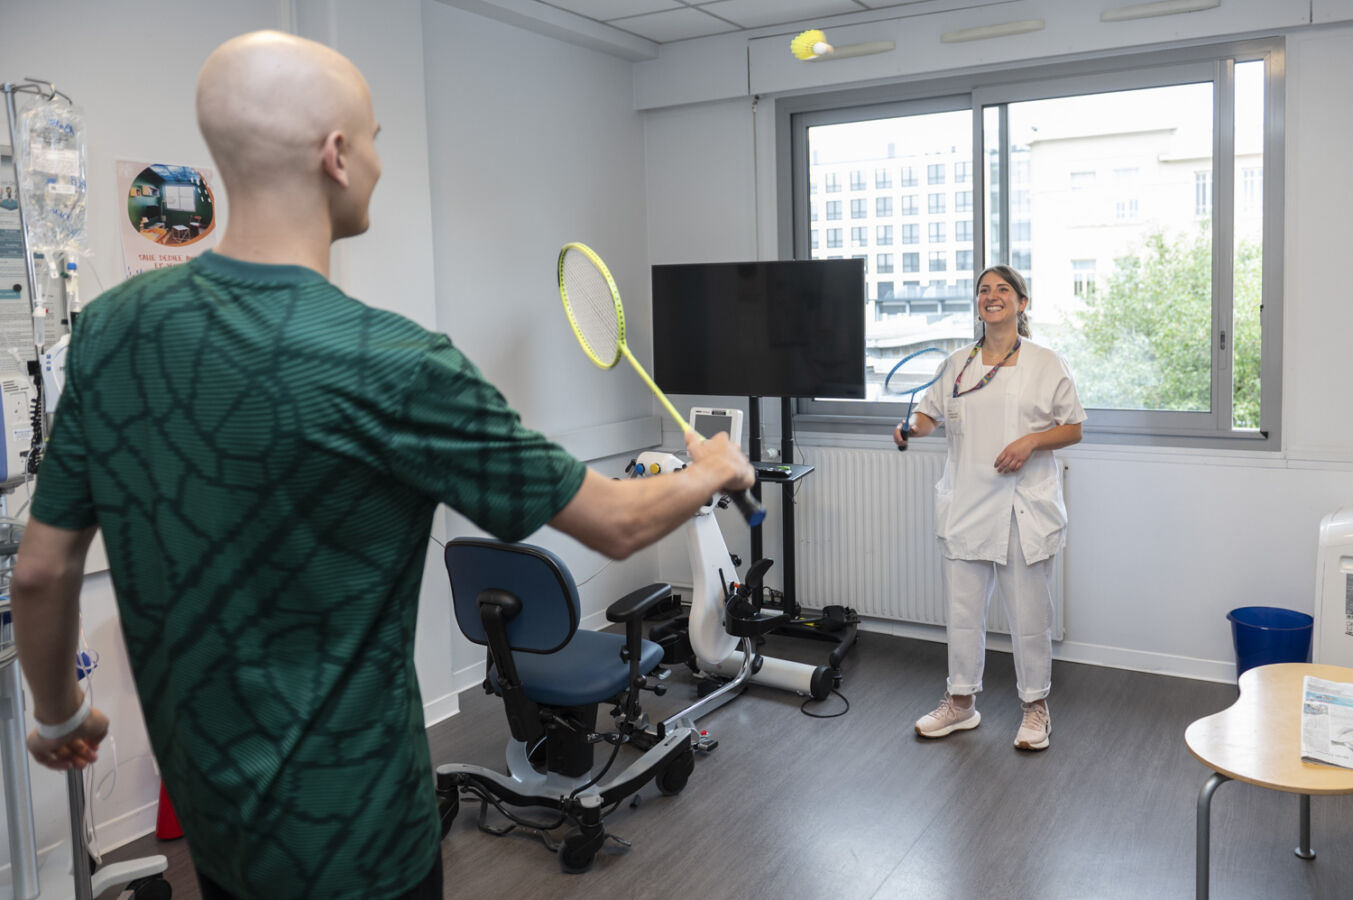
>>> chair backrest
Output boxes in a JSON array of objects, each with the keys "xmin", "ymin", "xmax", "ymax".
[{"xmin": 444, "ymin": 538, "xmax": 579, "ymax": 654}]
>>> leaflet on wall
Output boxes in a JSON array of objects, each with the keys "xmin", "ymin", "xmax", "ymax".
[
  {"xmin": 1300, "ymin": 676, "xmax": 1353, "ymax": 770},
  {"xmin": 117, "ymin": 160, "xmax": 220, "ymax": 278}
]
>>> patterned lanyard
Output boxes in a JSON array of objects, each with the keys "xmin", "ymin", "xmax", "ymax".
[{"xmin": 952, "ymin": 336, "xmax": 1021, "ymax": 398}]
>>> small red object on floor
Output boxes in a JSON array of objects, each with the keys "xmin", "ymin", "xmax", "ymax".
[{"xmin": 156, "ymin": 781, "xmax": 183, "ymax": 840}]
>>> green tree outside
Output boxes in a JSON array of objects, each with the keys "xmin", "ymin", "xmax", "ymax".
[{"xmin": 1056, "ymin": 226, "xmax": 1262, "ymax": 429}]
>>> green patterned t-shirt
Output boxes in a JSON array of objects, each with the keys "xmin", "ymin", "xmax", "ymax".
[{"xmin": 30, "ymin": 251, "xmax": 586, "ymax": 898}]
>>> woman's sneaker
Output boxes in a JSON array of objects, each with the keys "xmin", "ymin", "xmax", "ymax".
[
  {"xmin": 1014, "ymin": 701, "xmax": 1051, "ymax": 751},
  {"xmin": 915, "ymin": 694, "xmax": 981, "ymax": 738}
]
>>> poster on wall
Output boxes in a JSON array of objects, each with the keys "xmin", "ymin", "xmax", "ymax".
[{"xmin": 117, "ymin": 160, "xmax": 220, "ymax": 278}]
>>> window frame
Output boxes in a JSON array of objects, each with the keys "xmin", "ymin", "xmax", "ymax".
[{"xmin": 776, "ymin": 38, "xmax": 1284, "ymax": 449}]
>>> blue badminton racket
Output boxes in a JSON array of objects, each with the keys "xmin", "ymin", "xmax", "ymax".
[{"xmin": 884, "ymin": 347, "xmax": 946, "ymax": 451}]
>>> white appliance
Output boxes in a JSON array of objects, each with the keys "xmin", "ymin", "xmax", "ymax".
[{"xmin": 1313, "ymin": 506, "xmax": 1353, "ymax": 668}]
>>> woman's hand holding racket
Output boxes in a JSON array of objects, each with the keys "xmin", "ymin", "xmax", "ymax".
[{"xmin": 557, "ymin": 242, "xmax": 764, "ymax": 526}]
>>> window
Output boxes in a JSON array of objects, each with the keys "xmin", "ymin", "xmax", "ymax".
[
  {"xmin": 851, "ymin": 226, "xmax": 868, "ymax": 247},
  {"xmin": 877, "ymin": 253, "xmax": 894, "ymax": 273},
  {"xmin": 1195, "ymin": 170, "xmax": 1212, "ymax": 217},
  {"xmin": 165, "ymin": 183, "xmax": 196, "ymax": 211},
  {"xmin": 850, "ymin": 170, "xmax": 866, "ymax": 190},
  {"xmin": 851, "ymin": 198, "xmax": 867, "ymax": 219},
  {"xmin": 1072, "ymin": 259, "xmax": 1096, "ymax": 299},
  {"xmin": 785, "ymin": 41, "xmax": 1282, "ymax": 444},
  {"xmin": 826, "ymin": 228, "xmax": 842, "ymax": 249},
  {"xmin": 878, "ymin": 281, "xmax": 894, "ymax": 299},
  {"xmin": 825, "ymin": 172, "xmax": 840, "ymax": 192},
  {"xmin": 1113, "ymin": 168, "xmax": 1139, "ymax": 220},
  {"xmin": 876, "ymin": 196, "xmax": 893, "ymax": 217},
  {"xmin": 877, "ymin": 224, "xmax": 894, "ymax": 245},
  {"xmin": 810, "ymin": 203, "xmax": 818, "ymax": 223},
  {"xmin": 876, "ymin": 168, "xmax": 893, "ymax": 189},
  {"xmin": 826, "ymin": 200, "xmax": 841, "ymax": 220},
  {"xmin": 810, "ymin": 230, "xmax": 818, "ymax": 251}
]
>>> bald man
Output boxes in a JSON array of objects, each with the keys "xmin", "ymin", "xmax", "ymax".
[{"xmin": 11, "ymin": 29, "xmax": 751, "ymax": 900}]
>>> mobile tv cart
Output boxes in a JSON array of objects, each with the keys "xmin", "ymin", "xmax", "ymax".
[{"xmin": 747, "ymin": 396, "xmax": 859, "ymax": 675}]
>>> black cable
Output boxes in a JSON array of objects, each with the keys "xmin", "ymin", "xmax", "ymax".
[{"xmin": 800, "ymin": 688, "xmax": 850, "ymax": 719}]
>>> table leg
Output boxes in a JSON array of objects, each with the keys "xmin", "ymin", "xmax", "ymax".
[
  {"xmin": 1295, "ymin": 793, "xmax": 1315, "ymax": 860},
  {"xmin": 1197, "ymin": 772, "xmax": 1231, "ymax": 900}
]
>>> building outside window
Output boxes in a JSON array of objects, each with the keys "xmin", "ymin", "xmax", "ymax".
[
  {"xmin": 928, "ymin": 192, "xmax": 946, "ymax": 214},
  {"xmin": 850, "ymin": 170, "xmax": 866, "ymax": 190},
  {"xmin": 876, "ymin": 196, "xmax": 893, "ymax": 217},
  {"xmin": 876, "ymin": 168, "xmax": 893, "ymax": 189},
  {"xmin": 826, "ymin": 228, "xmax": 842, "ymax": 248},
  {"xmin": 929, "ymin": 251, "xmax": 947, "ymax": 272},
  {"xmin": 851, "ymin": 226, "xmax": 868, "ymax": 247},
  {"xmin": 851, "ymin": 198, "xmax": 867, "ymax": 219},
  {"xmin": 928, "ymin": 163, "xmax": 945, "ymax": 185},
  {"xmin": 901, "ymin": 195, "xmax": 918, "ymax": 215},
  {"xmin": 877, "ymin": 224, "xmax": 894, "ymax": 245},
  {"xmin": 902, "ymin": 223, "xmax": 919, "ymax": 244},
  {"xmin": 826, "ymin": 200, "xmax": 841, "ymax": 220},
  {"xmin": 902, "ymin": 252, "xmax": 920, "ymax": 272},
  {"xmin": 928, "ymin": 221, "xmax": 946, "ymax": 243},
  {"xmin": 877, "ymin": 253, "xmax": 894, "ymax": 273}
]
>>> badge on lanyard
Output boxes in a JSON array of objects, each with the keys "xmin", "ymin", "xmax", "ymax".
[{"xmin": 946, "ymin": 398, "xmax": 962, "ymax": 435}]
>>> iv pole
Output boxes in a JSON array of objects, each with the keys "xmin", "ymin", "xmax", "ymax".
[
  {"xmin": 2, "ymin": 76, "xmax": 91, "ymax": 900},
  {"xmin": 0, "ymin": 77, "xmax": 170, "ymax": 900}
]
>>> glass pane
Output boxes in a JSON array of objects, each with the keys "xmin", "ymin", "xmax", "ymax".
[
  {"xmin": 984, "ymin": 106, "xmax": 1001, "ymax": 266},
  {"xmin": 1233, "ymin": 60, "xmax": 1264, "ymax": 430},
  {"xmin": 994, "ymin": 82, "xmax": 1215, "ymax": 413},
  {"xmin": 807, "ymin": 110, "xmax": 973, "ymax": 402}
]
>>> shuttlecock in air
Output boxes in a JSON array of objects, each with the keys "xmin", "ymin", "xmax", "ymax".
[{"xmin": 790, "ymin": 29, "xmax": 833, "ymax": 60}]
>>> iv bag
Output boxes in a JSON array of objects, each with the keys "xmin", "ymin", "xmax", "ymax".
[{"xmin": 17, "ymin": 98, "xmax": 88, "ymax": 278}]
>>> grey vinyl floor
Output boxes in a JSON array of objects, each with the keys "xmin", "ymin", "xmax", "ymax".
[{"xmin": 104, "ymin": 628, "xmax": 1353, "ymax": 899}]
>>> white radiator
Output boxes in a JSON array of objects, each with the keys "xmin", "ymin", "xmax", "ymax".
[{"xmin": 794, "ymin": 446, "xmax": 1065, "ymax": 639}]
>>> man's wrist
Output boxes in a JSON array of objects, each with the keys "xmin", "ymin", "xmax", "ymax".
[{"xmin": 35, "ymin": 688, "xmax": 91, "ymax": 740}]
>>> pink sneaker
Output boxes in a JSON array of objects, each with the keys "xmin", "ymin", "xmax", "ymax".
[
  {"xmin": 915, "ymin": 695, "xmax": 980, "ymax": 738},
  {"xmin": 1014, "ymin": 701, "xmax": 1051, "ymax": 751}
]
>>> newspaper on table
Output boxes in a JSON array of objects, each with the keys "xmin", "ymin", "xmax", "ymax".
[{"xmin": 1300, "ymin": 676, "xmax": 1353, "ymax": 769}]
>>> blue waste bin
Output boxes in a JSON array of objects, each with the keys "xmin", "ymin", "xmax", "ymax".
[{"xmin": 1227, "ymin": 606, "xmax": 1313, "ymax": 678}]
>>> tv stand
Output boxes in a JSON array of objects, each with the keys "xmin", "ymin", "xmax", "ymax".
[{"xmin": 748, "ymin": 396, "xmax": 859, "ymax": 675}]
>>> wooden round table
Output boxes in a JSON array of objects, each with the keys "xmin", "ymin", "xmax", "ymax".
[{"xmin": 1185, "ymin": 662, "xmax": 1353, "ymax": 898}]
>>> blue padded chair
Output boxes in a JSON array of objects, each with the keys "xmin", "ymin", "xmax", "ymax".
[{"xmin": 434, "ymin": 538, "xmax": 697, "ymax": 872}]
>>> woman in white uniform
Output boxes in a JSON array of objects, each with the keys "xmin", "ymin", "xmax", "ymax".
[{"xmin": 894, "ymin": 266, "xmax": 1085, "ymax": 751}]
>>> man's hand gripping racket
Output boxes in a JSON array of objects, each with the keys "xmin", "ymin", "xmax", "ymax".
[{"xmin": 557, "ymin": 243, "xmax": 764, "ymax": 526}]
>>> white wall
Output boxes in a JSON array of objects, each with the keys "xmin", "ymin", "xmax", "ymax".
[
  {"xmin": 639, "ymin": 5, "xmax": 1353, "ymax": 683},
  {"xmin": 418, "ymin": 0, "xmax": 665, "ymax": 693}
]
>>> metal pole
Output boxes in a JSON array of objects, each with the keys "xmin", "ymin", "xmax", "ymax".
[
  {"xmin": 67, "ymin": 767, "xmax": 95, "ymax": 900},
  {"xmin": 0, "ymin": 639, "xmax": 41, "ymax": 900},
  {"xmin": 1295, "ymin": 793, "xmax": 1315, "ymax": 860}
]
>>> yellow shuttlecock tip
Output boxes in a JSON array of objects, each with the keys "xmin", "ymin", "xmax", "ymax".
[{"xmin": 791, "ymin": 29, "xmax": 829, "ymax": 60}]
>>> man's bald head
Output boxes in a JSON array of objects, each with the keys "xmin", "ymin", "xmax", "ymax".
[{"xmin": 197, "ymin": 30, "xmax": 372, "ymax": 188}]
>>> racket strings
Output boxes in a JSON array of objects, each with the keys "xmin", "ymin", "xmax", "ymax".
[{"xmin": 560, "ymin": 250, "xmax": 623, "ymax": 366}]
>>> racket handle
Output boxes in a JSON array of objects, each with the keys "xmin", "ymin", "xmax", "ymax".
[
  {"xmin": 897, "ymin": 420, "xmax": 909, "ymax": 452},
  {"xmin": 729, "ymin": 490, "xmax": 766, "ymax": 527}
]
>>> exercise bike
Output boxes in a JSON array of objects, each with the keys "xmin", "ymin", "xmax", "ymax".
[{"xmin": 631, "ymin": 450, "xmax": 831, "ymax": 749}]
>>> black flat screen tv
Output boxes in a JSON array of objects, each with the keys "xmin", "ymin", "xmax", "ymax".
[{"xmin": 651, "ymin": 259, "xmax": 866, "ymax": 399}]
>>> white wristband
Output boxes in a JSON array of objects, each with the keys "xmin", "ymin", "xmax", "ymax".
[{"xmin": 36, "ymin": 689, "xmax": 92, "ymax": 740}]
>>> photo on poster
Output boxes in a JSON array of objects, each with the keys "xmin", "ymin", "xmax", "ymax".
[{"xmin": 117, "ymin": 160, "xmax": 220, "ymax": 277}]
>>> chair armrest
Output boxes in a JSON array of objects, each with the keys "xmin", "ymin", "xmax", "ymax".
[{"xmin": 606, "ymin": 583, "xmax": 672, "ymax": 624}]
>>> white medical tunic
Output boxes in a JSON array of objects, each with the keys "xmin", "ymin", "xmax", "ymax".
[{"xmin": 915, "ymin": 340, "xmax": 1086, "ymax": 565}]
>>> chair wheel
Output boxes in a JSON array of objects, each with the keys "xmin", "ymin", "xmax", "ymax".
[
  {"xmin": 436, "ymin": 783, "xmax": 460, "ymax": 839},
  {"xmin": 128, "ymin": 874, "xmax": 172, "ymax": 900},
  {"xmin": 558, "ymin": 830, "xmax": 603, "ymax": 873},
  {"xmin": 656, "ymin": 747, "xmax": 694, "ymax": 796}
]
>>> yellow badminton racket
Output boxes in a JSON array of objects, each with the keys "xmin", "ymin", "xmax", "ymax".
[{"xmin": 557, "ymin": 242, "xmax": 764, "ymax": 526}]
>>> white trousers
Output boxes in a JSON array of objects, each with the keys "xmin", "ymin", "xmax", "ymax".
[{"xmin": 943, "ymin": 511, "xmax": 1054, "ymax": 703}]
